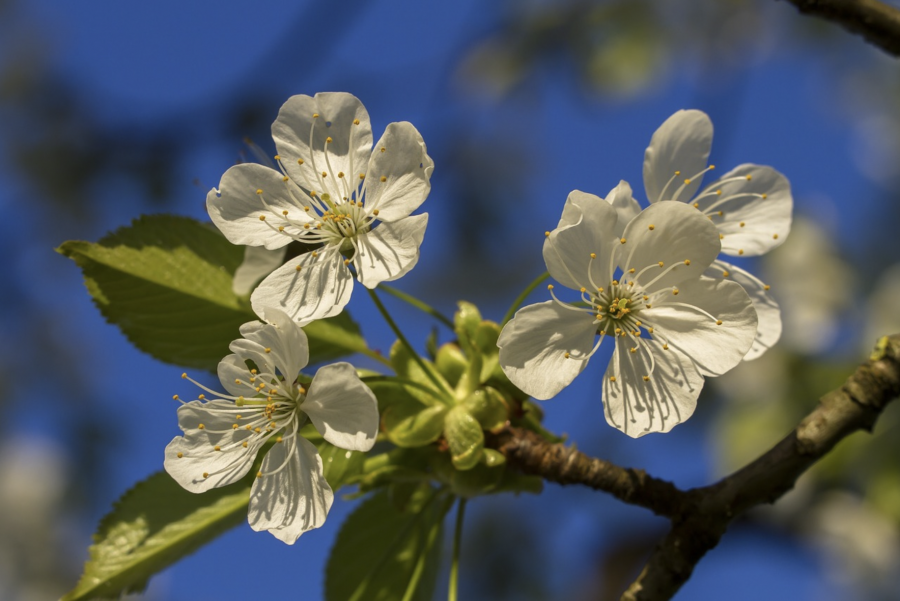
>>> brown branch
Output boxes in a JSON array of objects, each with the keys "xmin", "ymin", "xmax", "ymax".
[
  {"xmin": 489, "ymin": 426, "xmax": 690, "ymax": 518},
  {"xmin": 490, "ymin": 335, "xmax": 900, "ymax": 601},
  {"xmin": 780, "ymin": 0, "xmax": 900, "ymax": 57},
  {"xmin": 621, "ymin": 334, "xmax": 900, "ymax": 600}
]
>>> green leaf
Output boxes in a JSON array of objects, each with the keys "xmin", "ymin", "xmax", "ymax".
[
  {"xmin": 302, "ymin": 425, "xmax": 368, "ymax": 490},
  {"xmin": 58, "ymin": 214, "xmax": 366, "ymax": 370},
  {"xmin": 325, "ymin": 487, "xmax": 453, "ymax": 601},
  {"xmin": 64, "ymin": 471, "xmax": 252, "ymax": 601}
]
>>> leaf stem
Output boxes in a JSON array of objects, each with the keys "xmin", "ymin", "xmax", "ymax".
[
  {"xmin": 502, "ymin": 272, "xmax": 550, "ymax": 325},
  {"xmin": 380, "ymin": 284, "xmax": 454, "ymax": 329},
  {"xmin": 367, "ymin": 288, "xmax": 454, "ymax": 400},
  {"xmin": 448, "ymin": 497, "xmax": 467, "ymax": 601}
]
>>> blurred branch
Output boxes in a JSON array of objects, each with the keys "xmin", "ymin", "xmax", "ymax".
[
  {"xmin": 780, "ymin": 0, "xmax": 900, "ymax": 57},
  {"xmin": 492, "ymin": 334, "xmax": 900, "ymax": 600}
]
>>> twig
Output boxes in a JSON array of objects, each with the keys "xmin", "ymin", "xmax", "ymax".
[{"xmin": 780, "ymin": 0, "xmax": 900, "ymax": 57}]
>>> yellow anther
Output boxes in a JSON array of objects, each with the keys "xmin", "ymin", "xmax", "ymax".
[
  {"xmin": 620, "ymin": 238, "xmax": 627, "ymax": 244},
  {"xmin": 203, "ymin": 472, "xmax": 209, "ymax": 478},
  {"xmin": 242, "ymin": 441, "xmax": 248, "ymax": 448},
  {"xmin": 629, "ymin": 268, "xmax": 635, "ymax": 274},
  {"xmin": 590, "ymin": 252, "xmax": 596, "ymax": 259},
  {"xmin": 380, "ymin": 147, "xmax": 386, "ymax": 153},
  {"xmin": 198, "ymin": 424, "xmax": 205, "ymax": 430},
  {"xmin": 232, "ymin": 424, "xmax": 238, "ymax": 430},
  {"xmin": 612, "ymin": 280, "xmax": 619, "ymax": 285},
  {"xmin": 738, "ymin": 249, "xmax": 744, "ymax": 255},
  {"xmin": 630, "ymin": 347, "xmax": 637, "ymax": 354},
  {"xmin": 321, "ymin": 171, "xmax": 327, "ymax": 177},
  {"xmin": 325, "ymin": 136, "xmax": 333, "ymax": 143},
  {"xmin": 646, "ymin": 304, "xmax": 652, "ymax": 309},
  {"xmin": 273, "ymin": 155, "xmax": 281, "ymax": 161},
  {"xmin": 277, "ymin": 436, "xmax": 283, "ymax": 443},
  {"xmin": 632, "ymin": 330, "xmax": 639, "ymax": 336},
  {"xmin": 684, "ymin": 259, "xmax": 691, "ymax": 266},
  {"xmin": 173, "ymin": 394, "xmax": 180, "ymax": 400},
  {"xmin": 762, "ymin": 193, "xmax": 768, "ymax": 199},
  {"xmin": 256, "ymin": 189, "xmax": 263, "ymax": 195},
  {"xmin": 235, "ymin": 379, "xmax": 241, "ymax": 384},
  {"xmin": 255, "ymin": 427, "xmax": 261, "ymax": 433},
  {"xmin": 338, "ymin": 172, "xmax": 344, "ymax": 178},
  {"xmin": 312, "ymin": 251, "xmax": 319, "ymax": 257},
  {"xmin": 380, "ymin": 176, "xmax": 387, "ymax": 182},
  {"xmin": 344, "ymin": 259, "xmax": 351, "ymax": 265},
  {"xmin": 716, "ymin": 189, "xmax": 722, "ymax": 195},
  {"xmin": 298, "ymin": 158, "xmax": 304, "ymax": 165},
  {"xmin": 649, "ymin": 224, "xmax": 655, "ymax": 230},
  {"xmin": 181, "ymin": 373, "xmax": 187, "ymax": 379},
  {"xmin": 674, "ymin": 171, "xmax": 681, "ymax": 176},
  {"xmin": 719, "ymin": 233, "xmax": 724, "ymax": 240},
  {"xmin": 643, "ymin": 375, "xmax": 650, "ymax": 382},
  {"xmin": 716, "ymin": 320, "xmax": 723, "ymax": 325},
  {"xmin": 773, "ymin": 234, "xmax": 779, "ymax": 239},
  {"xmin": 693, "ymin": 203, "xmax": 699, "ymax": 208},
  {"xmin": 245, "ymin": 425, "xmax": 251, "ymax": 430},
  {"xmin": 359, "ymin": 173, "xmax": 365, "ymax": 180},
  {"xmin": 564, "ymin": 352, "xmax": 570, "ymax": 359},
  {"xmin": 609, "ymin": 376, "xmax": 617, "ymax": 382},
  {"xmin": 256, "ymin": 471, "xmax": 262, "ymax": 478},
  {"xmin": 764, "ymin": 285, "xmax": 771, "ymax": 291},
  {"xmin": 580, "ymin": 287, "xmax": 587, "ymax": 293},
  {"xmin": 544, "ymin": 231, "xmax": 550, "ymax": 237},
  {"xmin": 615, "ymin": 328, "xmax": 622, "ymax": 334},
  {"xmin": 214, "ymin": 445, "xmax": 221, "ymax": 451},
  {"xmin": 663, "ymin": 344, "xmax": 669, "ymax": 350},
  {"xmin": 722, "ymin": 270, "xmax": 730, "ymax": 277},
  {"xmin": 295, "ymin": 265, "xmax": 302, "ymax": 272},
  {"xmin": 648, "ymin": 327, "xmax": 654, "ymax": 333},
  {"xmin": 643, "ymin": 295, "xmax": 649, "ymax": 300},
  {"xmin": 373, "ymin": 209, "xmax": 380, "ymax": 216},
  {"xmin": 177, "ymin": 452, "xmax": 183, "ymax": 458},
  {"xmin": 684, "ymin": 179, "xmax": 691, "ymax": 185},
  {"xmin": 198, "ymin": 394, "xmax": 205, "ymax": 400},
  {"xmin": 309, "ymin": 190, "xmax": 317, "ymax": 197},
  {"xmin": 739, "ymin": 221, "xmax": 745, "ymax": 227},
  {"xmin": 264, "ymin": 347, "xmax": 272, "ymax": 353},
  {"xmin": 259, "ymin": 215, "xmax": 266, "ymax": 221},
  {"xmin": 746, "ymin": 174, "xmax": 752, "ymax": 180},
  {"xmin": 597, "ymin": 287, "xmax": 604, "ymax": 292},
  {"xmin": 312, "ymin": 113, "xmax": 319, "ymax": 118},
  {"xmin": 717, "ymin": 211, "xmax": 723, "ymax": 216},
  {"xmin": 658, "ymin": 261, "xmax": 664, "ymax": 268},
  {"xmin": 547, "ymin": 284, "xmax": 554, "ymax": 290},
  {"xmin": 672, "ymin": 288, "xmax": 679, "ymax": 295},
  {"xmin": 709, "ymin": 165, "xmax": 715, "ymax": 170},
  {"xmin": 353, "ymin": 119, "xmax": 360, "ymax": 125}
]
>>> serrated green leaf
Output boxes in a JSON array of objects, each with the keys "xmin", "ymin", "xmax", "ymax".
[
  {"xmin": 64, "ymin": 471, "xmax": 253, "ymax": 601},
  {"xmin": 57, "ymin": 214, "xmax": 366, "ymax": 370},
  {"xmin": 325, "ymin": 487, "xmax": 453, "ymax": 601}
]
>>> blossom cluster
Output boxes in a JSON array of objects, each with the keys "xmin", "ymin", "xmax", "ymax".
[{"xmin": 164, "ymin": 96, "xmax": 792, "ymax": 542}]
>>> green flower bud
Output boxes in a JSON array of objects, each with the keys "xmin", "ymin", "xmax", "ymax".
[{"xmin": 444, "ymin": 405, "xmax": 484, "ymax": 470}]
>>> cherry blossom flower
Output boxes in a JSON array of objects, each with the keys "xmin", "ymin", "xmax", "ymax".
[
  {"xmin": 207, "ymin": 92, "xmax": 433, "ymax": 325},
  {"xmin": 498, "ymin": 196, "xmax": 757, "ymax": 437},
  {"xmin": 164, "ymin": 308, "xmax": 378, "ymax": 543},
  {"xmin": 643, "ymin": 109, "xmax": 792, "ymax": 359}
]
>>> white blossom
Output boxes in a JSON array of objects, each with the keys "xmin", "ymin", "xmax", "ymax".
[
  {"xmin": 643, "ymin": 109, "xmax": 792, "ymax": 359},
  {"xmin": 207, "ymin": 92, "xmax": 433, "ymax": 326},
  {"xmin": 498, "ymin": 196, "xmax": 757, "ymax": 437},
  {"xmin": 164, "ymin": 308, "xmax": 378, "ymax": 543}
]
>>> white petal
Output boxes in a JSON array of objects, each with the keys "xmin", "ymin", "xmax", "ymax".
[
  {"xmin": 603, "ymin": 340, "xmax": 703, "ymax": 438},
  {"xmin": 272, "ymin": 93, "xmax": 373, "ymax": 202},
  {"xmin": 708, "ymin": 259, "xmax": 781, "ymax": 360},
  {"xmin": 363, "ymin": 122, "xmax": 434, "ymax": 222},
  {"xmin": 250, "ymin": 247, "xmax": 354, "ymax": 327},
  {"xmin": 207, "ymin": 163, "xmax": 306, "ymax": 250},
  {"xmin": 238, "ymin": 308, "xmax": 310, "ymax": 379},
  {"xmin": 605, "ymin": 181, "xmax": 642, "ymax": 238},
  {"xmin": 497, "ymin": 301, "xmax": 601, "ymax": 400},
  {"xmin": 164, "ymin": 400, "xmax": 262, "ymax": 493},
  {"xmin": 643, "ymin": 110, "xmax": 713, "ymax": 204},
  {"xmin": 543, "ymin": 190, "xmax": 619, "ymax": 291},
  {"xmin": 354, "ymin": 214, "xmax": 428, "ymax": 289},
  {"xmin": 646, "ymin": 276, "xmax": 757, "ymax": 376},
  {"xmin": 232, "ymin": 246, "xmax": 287, "ymax": 296},
  {"xmin": 217, "ymin": 354, "xmax": 264, "ymax": 398},
  {"xmin": 618, "ymin": 201, "xmax": 720, "ymax": 292},
  {"xmin": 698, "ymin": 164, "xmax": 792, "ymax": 257},
  {"xmin": 248, "ymin": 435, "xmax": 333, "ymax": 544},
  {"xmin": 303, "ymin": 362, "xmax": 379, "ymax": 452}
]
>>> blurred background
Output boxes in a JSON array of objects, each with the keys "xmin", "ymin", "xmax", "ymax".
[{"xmin": 2, "ymin": 0, "xmax": 900, "ymax": 599}]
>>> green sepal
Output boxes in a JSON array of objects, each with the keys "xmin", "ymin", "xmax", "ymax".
[
  {"xmin": 444, "ymin": 406, "xmax": 484, "ymax": 470},
  {"xmin": 325, "ymin": 485, "xmax": 454, "ymax": 601},
  {"xmin": 389, "ymin": 340, "xmax": 453, "ymax": 405},
  {"xmin": 435, "ymin": 342, "xmax": 468, "ymax": 390},
  {"xmin": 461, "ymin": 387, "xmax": 509, "ymax": 431},
  {"xmin": 474, "ymin": 321, "xmax": 502, "ymax": 384},
  {"xmin": 481, "ymin": 448, "xmax": 506, "ymax": 467},
  {"xmin": 382, "ymin": 401, "xmax": 448, "ymax": 448},
  {"xmin": 453, "ymin": 301, "xmax": 482, "ymax": 351}
]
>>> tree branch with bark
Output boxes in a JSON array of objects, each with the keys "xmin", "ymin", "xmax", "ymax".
[
  {"xmin": 490, "ymin": 334, "xmax": 900, "ymax": 601},
  {"xmin": 780, "ymin": 0, "xmax": 900, "ymax": 57}
]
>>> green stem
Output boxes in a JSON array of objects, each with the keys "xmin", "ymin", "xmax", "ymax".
[
  {"xmin": 502, "ymin": 271, "xmax": 550, "ymax": 325},
  {"xmin": 361, "ymin": 375, "xmax": 450, "ymax": 406},
  {"xmin": 448, "ymin": 497, "xmax": 467, "ymax": 601},
  {"xmin": 380, "ymin": 284, "xmax": 455, "ymax": 329},
  {"xmin": 359, "ymin": 346, "xmax": 393, "ymax": 369},
  {"xmin": 367, "ymin": 288, "xmax": 454, "ymax": 400}
]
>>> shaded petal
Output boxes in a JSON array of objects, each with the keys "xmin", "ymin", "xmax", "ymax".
[
  {"xmin": 248, "ymin": 435, "xmax": 333, "ymax": 544},
  {"xmin": 643, "ymin": 110, "xmax": 713, "ymax": 204},
  {"xmin": 604, "ymin": 180, "xmax": 642, "ymax": 238},
  {"xmin": 232, "ymin": 246, "xmax": 287, "ymax": 297},
  {"xmin": 207, "ymin": 163, "xmax": 306, "ymax": 250},
  {"xmin": 218, "ymin": 354, "xmax": 265, "ymax": 398},
  {"xmin": 238, "ymin": 308, "xmax": 310, "ymax": 378},
  {"xmin": 543, "ymin": 190, "xmax": 619, "ymax": 291},
  {"xmin": 699, "ymin": 164, "xmax": 792, "ymax": 257},
  {"xmin": 708, "ymin": 259, "xmax": 781, "ymax": 361},
  {"xmin": 645, "ymin": 276, "xmax": 757, "ymax": 376},
  {"xmin": 603, "ymin": 340, "xmax": 703, "ymax": 438},
  {"xmin": 251, "ymin": 247, "xmax": 353, "ymax": 327},
  {"xmin": 272, "ymin": 93, "xmax": 373, "ymax": 201},
  {"xmin": 618, "ymin": 201, "xmax": 720, "ymax": 292},
  {"xmin": 304, "ymin": 362, "xmax": 379, "ymax": 452},
  {"xmin": 354, "ymin": 214, "xmax": 428, "ymax": 288},
  {"xmin": 498, "ymin": 301, "xmax": 601, "ymax": 400},
  {"xmin": 363, "ymin": 122, "xmax": 434, "ymax": 222},
  {"xmin": 164, "ymin": 400, "xmax": 263, "ymax": 493}
]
